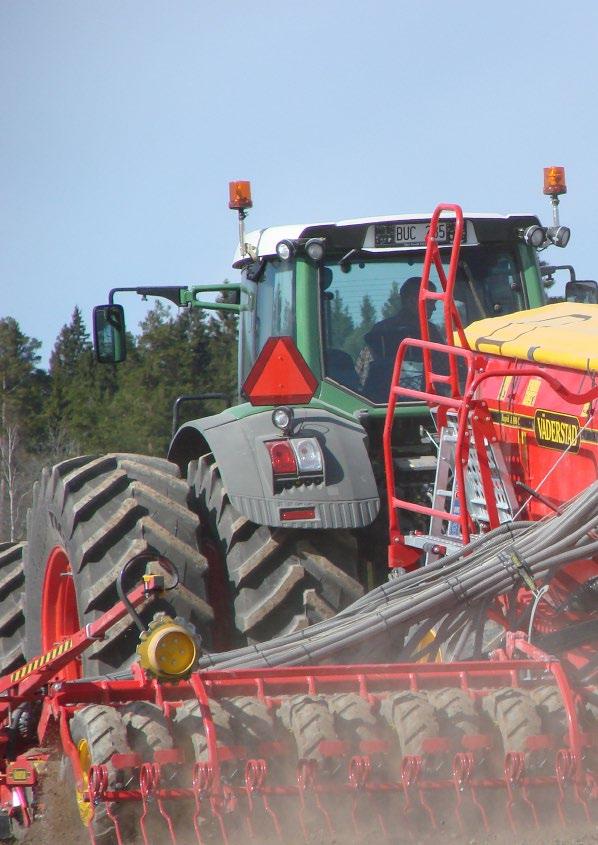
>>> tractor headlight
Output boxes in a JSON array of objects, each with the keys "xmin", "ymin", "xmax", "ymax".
[
  {"xmin": 276, "ymin": 239, "xmax": 295, "ymax": 261},
  {"xmin": 547, "ymin": 225, "xmax": 571, "ymax": 248},
  {"xmin": 305, "ymin": 238, "xmax": 326, "ymax": 262},
  {"xmin": 523, "ymin": 225, "xmax": 547, "ymax": 248}
]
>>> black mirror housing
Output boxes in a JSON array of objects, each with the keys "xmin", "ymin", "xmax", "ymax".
[{"xmin": 93, "ymin": 304, "xmax": 127, "ymax": 363}]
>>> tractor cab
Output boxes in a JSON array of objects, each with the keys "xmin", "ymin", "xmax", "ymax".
[
  {"xmin": 231, "ymin": 168, "xmax": 570, "ymax": 421},
  {"xmin": 235, "ymin": 213, "xmax": 549, "ymax": 412}
]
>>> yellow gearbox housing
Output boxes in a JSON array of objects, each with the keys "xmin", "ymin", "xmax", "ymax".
[{"xmin": 136, "ymin": 613, "xmax": 200, "ymax": 680}]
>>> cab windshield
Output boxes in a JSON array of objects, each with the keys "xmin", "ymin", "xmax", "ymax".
[{"xmin": 320, "ymin": 246, "xmax": 524, "ymax": 404}]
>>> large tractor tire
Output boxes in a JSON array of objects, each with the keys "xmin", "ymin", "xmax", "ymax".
[
  {"xmin": 23, "ymin": 454, "xmax": 213, "ymax": 676},
  {"xmin": 0, "ymin": 541, "xmax": 26, "ymax": 675},
  {"xmin": 426, "ymin": 687, "xmax": 479, "ymax": 745},
  {"xmin": 530, "ymin": 683, "xmax": 567, "ymax": 742},
  {"xmin": 220, "ymin": 696, "xmax": 275, "ymax": 753},
  {"xmin": 189, "ymin": 454, "xmax": 364, "ymax": 644}
]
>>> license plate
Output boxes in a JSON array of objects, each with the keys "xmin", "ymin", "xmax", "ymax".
[{"xmin": 374, "ymin": 220, "xmax": 466, "ymax": 248}]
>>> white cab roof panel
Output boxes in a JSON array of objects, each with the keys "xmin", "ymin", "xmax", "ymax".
[{"xmin": 235, "ymin": 212, "xmax": 537, "ymax": 262}]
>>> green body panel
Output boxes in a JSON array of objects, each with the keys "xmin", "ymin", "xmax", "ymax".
[
  {"xmin": 216, "ymin": 388, "xmax": 427, "ymax": 425},
  {"xmin": 294, "ymin": 258, "xmax": 322, "ymax": 379},
  {"xmin": 315, "ymin": 379, "xmax": 428, "ymax": 419},
  {"xmin": 518, "ymin": 244, "xmax": 547, "ymax": 308}
]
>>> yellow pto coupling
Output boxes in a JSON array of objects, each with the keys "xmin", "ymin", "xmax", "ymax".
[{"xmin": 136, "ymin": 612, "xmax": 200, "ymax": 680}]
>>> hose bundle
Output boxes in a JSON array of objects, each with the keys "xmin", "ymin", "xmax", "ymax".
[{"xmin": 197, "ymin": 481, "xmax": 598, "ymax": 669}]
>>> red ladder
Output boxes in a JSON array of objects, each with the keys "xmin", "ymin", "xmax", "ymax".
[{"xmin": 383, "ymin": 204, "xmax": 498, "ymax": 570}]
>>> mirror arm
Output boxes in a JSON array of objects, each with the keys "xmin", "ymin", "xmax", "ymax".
[
  {"xmin": 107, "ymin": 284, "xmax": 252, "ymax": 311},
  {"xmin": 183, "ymin": 284, "xmax": 253, "ymax": 312},
  {"xmin": 539, "ymin": 264, "xmax": 576, "ymax": 283},
  {"xmin": 108, "ymin": 286, "xmax": 187, "ymax": 306}
]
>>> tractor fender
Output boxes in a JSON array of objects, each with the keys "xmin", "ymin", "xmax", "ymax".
[{"xmin": 168, "ymin": 406, "xmax": 380, "ymax": 529}]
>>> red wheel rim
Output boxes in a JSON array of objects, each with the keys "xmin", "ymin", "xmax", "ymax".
[{"xmin": 41, "ymin": 547, "xmax": 81, "ymax": 680}]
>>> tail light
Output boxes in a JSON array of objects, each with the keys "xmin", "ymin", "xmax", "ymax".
[
  {"xmin": 265, "ymin": 437, "xmax": 324, "ymax": 484},
  {"xmin": 265, "ymin": 441, "xmax": 297, "ymax": 476},
  {"xmin": 291, "ymin": 438, "xmax": 323, "ymax": 473}
]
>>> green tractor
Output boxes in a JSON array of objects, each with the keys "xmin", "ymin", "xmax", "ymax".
[{"xmin": 2, "ymin": 174, "xmax": 571, "ymax": 677}]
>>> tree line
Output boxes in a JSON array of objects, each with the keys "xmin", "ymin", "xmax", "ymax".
[{"xmin": 0, "ymin": 298, "xmax": 237, "ymax": 542}]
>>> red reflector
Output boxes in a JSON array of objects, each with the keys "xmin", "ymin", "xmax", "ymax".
[
  {"xmin": 280, "ymin": 507, "xmax": 316, "ymax": 521},
  {"xmin": 265, "ymin": 440, "xmax": 297, "ymax": 475},
  {"xmin": 242, "ymin": 337, "xmax": 318, "ymax": 406}
]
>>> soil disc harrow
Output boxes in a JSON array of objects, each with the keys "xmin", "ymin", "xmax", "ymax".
[{"xmin": 0, "ymin": 543, "xmax": 593, "ymax": 844}]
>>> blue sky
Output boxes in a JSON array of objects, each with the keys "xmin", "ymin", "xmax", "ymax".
[{"xmin": 1, "ymin": 1, "xmax": 597, "ymax": 367}]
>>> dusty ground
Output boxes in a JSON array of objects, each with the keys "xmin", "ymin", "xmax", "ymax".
[{"xmin": 18, "ymin": 801, "xmax": 598, "ymax": 845}]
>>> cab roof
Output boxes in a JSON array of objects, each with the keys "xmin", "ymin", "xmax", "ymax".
[{"xmin": 235, "ymin": 212, "xmax": 541, "ymax": 262}]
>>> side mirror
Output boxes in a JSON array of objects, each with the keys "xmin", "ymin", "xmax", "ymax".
[
  {"xmin": 565, "ymin": 280, "xmax": 598, "ymax": 304},
  {"xmin": 93, "ymin": 304, "xmax": 127, "ymax": 363}
]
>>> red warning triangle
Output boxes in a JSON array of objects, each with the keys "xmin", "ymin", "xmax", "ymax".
[{"xmin": 242, "ymin": 336, "xmax": 318, "ymax": 406}]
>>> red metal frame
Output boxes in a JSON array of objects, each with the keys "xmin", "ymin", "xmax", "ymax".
[
  {"xmin": 418, "ymin": 204, "xmax": 470, "ymax": 394},
  {"xmin": 385, "ymin": 354, "xmax": 598, "ymax": 568},
  {"xmin": 0, "ymin": 556, "xmax": 593, "ymax": 841},
  {"xmin": 384, "ymin": 340, "xmax": 479, "ymax": 565},
  {"xmin": 49, "ymin": 653, "xmax": 596, "ymax": 842},
  {"xmin": 0, "ymin": 576, "xmax": 162, "ymax": 718}
]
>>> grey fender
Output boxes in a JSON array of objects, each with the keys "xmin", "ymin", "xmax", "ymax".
[{"xmin": 168, "ymin": 406, "xmax": 379, "ymax": 529}]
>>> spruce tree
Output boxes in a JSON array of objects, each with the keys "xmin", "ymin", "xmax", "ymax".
[
  {"xmin": 0, "ymin": 318, "xmax": 47, "ymax": 539},
  {"xmin": 46, "ymin": 307, "xmax": 95, "ymax": 454}
]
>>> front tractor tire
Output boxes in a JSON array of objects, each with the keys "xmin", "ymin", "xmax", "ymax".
[
  {"xmin": 23, "ymin": 454, "xmax": 213, "ymax": 676},
  {"xmin": 189, "ymin": 453, "xmax": 364, "ymax": 644}
]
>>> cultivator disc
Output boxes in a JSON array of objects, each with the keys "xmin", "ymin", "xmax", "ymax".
[{"xmin": 56, "ymin": 658, "xmax": 597, "ymax": 844}]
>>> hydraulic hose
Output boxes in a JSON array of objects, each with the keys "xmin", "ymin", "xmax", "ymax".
[
  {"xmin": 75, "ymin": 483, "xmax": 598, "ymax": 679},
  {"xmin": 197, "ymin": 481, "xmax": 598, "ymax": 670}
]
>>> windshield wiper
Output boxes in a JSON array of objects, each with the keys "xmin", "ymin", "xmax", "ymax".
[{"xmin": 339, "ymin": 248, "xmax": 363, "ymax": 272}]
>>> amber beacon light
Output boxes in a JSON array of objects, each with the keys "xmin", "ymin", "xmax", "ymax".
[
  {"xmin": 228, "ymin": 180, "xmax": 253, "ymax": 210},
  {"xmin": 543, "ymin": 166, "xmax": 567, "ymax": 196}
]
